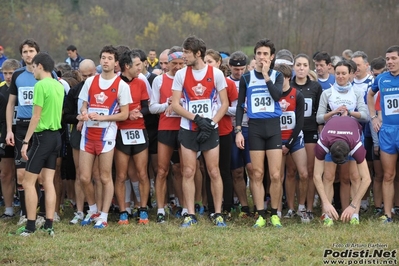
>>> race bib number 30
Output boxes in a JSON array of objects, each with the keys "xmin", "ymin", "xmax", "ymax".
[
  {"xmin": 121, "ymin": 129, "xmax": 145, "ymax": 145},
  {"xmin": 86, "ymin": 107, "xmax": 109, "ymax": 128},
  {"xmin": 384, "ymin": 94, "xmax": 399, "ymax": 116},
  {"xmin": 251, "ymin": 92, "xmax": 274, "ymax": 113},
  {"xmin": 304, "ymin": 98, "xmax": 312, "ymax": 117},
  {"xmin": 188, "ymin": 99, "xmax": 212, "ymax": 118}
]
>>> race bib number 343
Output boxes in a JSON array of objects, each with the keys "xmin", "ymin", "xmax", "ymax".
[{"xmin": 251, "ymin": 92, "xmax": 275, "ymax": 113}]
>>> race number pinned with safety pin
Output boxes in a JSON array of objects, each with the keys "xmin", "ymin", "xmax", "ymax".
[
  {"xmin": 304, "ymin": 98, "xmax": 312, "ymax": 117},
  {"xmin": 87, "ymin": 107, "xmax": 109, "ymax": 128},
  {"xmin": 280, "ymin": 111, "xmax": 296, "ymax": 130},
  {"xmin": 251, "ymin": 92, "xmax": 274, "ymax": 113},
  {"xmin": 188, "ymin": 99, "xmax": 212, "ymax": 118},
  {"xmin": 120, "ymin": 129, "xmax": 145, "ymax": 145},
  {"xmin": 18, "ymin": 87, "xmax": 34, "ymax": 106}
]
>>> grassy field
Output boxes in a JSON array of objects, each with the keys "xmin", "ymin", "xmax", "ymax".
[{"xmin": 1, "ymin": 203, "xmax": 398, "ymax": 266}]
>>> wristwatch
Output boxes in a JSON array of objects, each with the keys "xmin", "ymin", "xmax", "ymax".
[
  {"xmin": 234, "ymin": 128, "xmax": 242, "ymax": 134},
  {"xmin": 22, "ymin": 140, "xmax": 29, "ymax": 145},
  {"xmin": 371, "ymin": 115, "xmax": 377, "ymax": 120}
]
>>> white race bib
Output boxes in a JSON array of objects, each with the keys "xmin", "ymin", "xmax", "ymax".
[
  {"xmin": 18, "ymin": 87, "xmax": 34, "ymax": 106},
  {"xmin": 251, "ymin": 92, "xmax": 275, "ymax": 113},
  {"xmin": 13, "ymin": 106, "xmax": 18, "ymax": 125},
  {"xmin": 188, "ymin": 99, "xmax": 212, "ymax": 118},
  {"xmin": 120, "ymin": 129, "xmax": 145, "ymax": 145},
  {"xmin": 86, "ymin": 107, "xmax": 109, "ymax": 128},
  {"xmin": 383, "ymin": 94, "xmax": 399, "ymax": 116},
  {"xmin": 280, "ymin": 111, "xmax": 296, "ymax": 130},
  {"xmin": 304, "ymin": 98, "xmax": 312, "ymax": 117}
]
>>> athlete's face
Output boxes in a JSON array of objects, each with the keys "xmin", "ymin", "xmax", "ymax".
[
  {"xmin": 352, "ymin": 57, "xmax": 369, "ymax": 80},
  {"xmin": 21, "ymin": 45, "xmax": 38, "ymax": 66},
  {"xmin": 2, "ymin": 68, "xmax": 15, "ymax": 86},
  {"xmin": 31, "ymin": 63, "xmax": 42, "ymax": 80},
  {"xmin": 204, "ymin": 55, "xmax": 220, "ymax": 68},
  {"xmin": 182, "ymin": 49, "xmax": 199, "ymax": 67},
  {"xmin": 314, "ymin": 60, "xmax": 330, "ymax": 79},
  {"xmin": 386, "ymin": 51, "xmax": 399, "ymax": 76},
  {"xmin": 229, "ymin": 65, "xmax": 246, "ymax": 80},
  {"xmin": 294, "ymin": 57, "xmax": 310, "ymax": 80},
  {"xmin": 335, "ymin": 65, "xmax": 351, "ymax": 86},
  {"xmin": 159, "ymin": 53, "xmax": 169, "ymax": 73},
  {"xmin": 100, "ymin": 52, "xmax": 117, "ymax": 73},
  {"xmin": 128, "ymin": 57, "xmax": 142, "ymax": 78},
  {"xmin": 254, "ymin": 46, "xmax": 274, "ymax": 71},
  {"xmin": 168, "ymin": 58, "xmax": 185, "ymax": 76}
]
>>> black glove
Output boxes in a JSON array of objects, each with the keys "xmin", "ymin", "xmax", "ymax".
[
  {"xmin": 193, "ymin": 114, "xmax": 215, "ymax": 132},
  {"xmin": 196, "ymin": 130, "xmax": 211, "ymax": 144}
]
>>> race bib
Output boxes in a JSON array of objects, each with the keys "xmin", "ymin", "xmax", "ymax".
[
  {"xmin": 188, "ymin": 99, "xmax": 212, "ymax": 118},
  {"xmin": 86, "ymin": 107, "xmax": 109, "ymax": 128},
  {"xmin": 304, "ymin": 98, "xmax": 312, "ymax": 117},
  {"xmin": 280, "ymin": 111, "xmax": 296, "ymax": 130},
  {"xmin": 251, "ymin": 92, "xmax": 275, "ymax": 113},
  {"xmin": 18, "ymin": 87, "xmax": 34, "ymax": 106},
  {"xmin": 383, "ymin": 94, "xmax": 399, "ymax": 116},
  {"xmin": 120, "ymin": 129, "xmax": 145, "ymax": 145},
  {"xmin": 13, "ymin": 106, "xmax": 18, "ymax": 125}
]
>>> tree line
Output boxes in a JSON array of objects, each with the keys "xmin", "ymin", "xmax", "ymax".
[{"xmin": 1, "ymin": 0, "xmax": 398, "ymax": 63}]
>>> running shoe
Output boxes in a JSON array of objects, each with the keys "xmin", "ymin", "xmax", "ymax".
[
  {"xmin": 118, "ymin": 212, "xmax": 129, "ymax": 225},
  {"xmin": 70, "ymin": 212, "xmax": 84, "ymax": 225},
  {"xmin": 238, "ymin": 211, "xmax": 251, "ymax": 219},
  {"xmin": 350, "ymin": 217, "xmax": 359, "ymax": 225},
  {"xmin": 270, "ymin": 215, "xmax": 282, "ymax": 228},
  {"xmin": 284, "ymin": 209, "xmax": 296, "ymax": 218},
  {"xmin": 181, "ymin": 214, "xmax": 197, "ymax": 228},
  {"xmin": 53, "ymin": 212, "xmax": 61, "ymax": 222},
  {"xmin": 212, "ymin": 213, "xmax": 227, "ymax": 227},
  {"xmin": 0, "ymin": 213, "xmax": 15, "ymax": 220},
  {"xmin": 380, "ymin": 214, "xmax": 393, "ymax": 224},
  {"xmin": 307, "ymin": 211, "xmax": 315, "ymax": 220},
  {"xmin": 373, "ymin": 207, "xmax": 383, "ymax": 217},
  {"xmin": 222, "ymin": 210, "xmax": 232, "ymax": 222},
  {"xmin": 81, "ymin": 211, "xmax": 100, "ymax": 226},
  {"xmin": 138, "ymin": 210, "xmax": 149, "ymax": 225},
  {"xmin": 39, "ymin": 226, "xmax": 55, "ymax": 237},
  {"xmin": 35, "ymin": 216, "xmax": 46, "ymax": 228},
  {"xmin": 321, "ymin": 214, "xmax": 334, "ymax": 227},
  {"xmin": 13, "ymin": 196, "xmax": 20, "ymax": 207},
  {"xmin": 10, "ymin": 226, "xmax": 34, "ymax": 237},
  {"xmin": 93, "ymin": 218, "xmax": 108, "ymax": 229},
  {"xmin": 17, "ymin": 215, "xmax": 27, "ymax": 226},
  {"xmin": 359, "ymin": 205, "xmax": 368, "ymax": 214},
  {"xmin": 175, "ymin": 207, "xmax": 183, "ymax": 218},
  {"xmin": 156, "ymin": 213, "xmax": 165, "ymax": 224},
  {"xmin": 298, "ymin": 210, "xmax": 310, "ymax": 223},
  {"xmin": 253, "ymin": 216, "xmax": 266, "ymax": 228},
  {"xmin": 195, "ymin": 204, "xmax": 205, "ymax": 215}
]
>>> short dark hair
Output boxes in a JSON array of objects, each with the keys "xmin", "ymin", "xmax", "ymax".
[
  {"xmin": 19, "ymin": 38, "xmax": 40, "ymax": 55},
  {"xmin": 182, "ymin": 35, "xmax": 206, "ymax": 60},
  {"xmin": 294, "ymin": 53, "xmax": 310, "ymax": 65},
  {"xmin": 131, "ymin": 49, "xmax": 147, "ymax": 62},
  {"xmin": 66, "ymin": 45, "xmax": 77, "ymax": 51},
  {"xmin": 119, "ymin": 51, "xmax": 141, "ymax": 72},
  {"xmin": 99, "ymin": 45, "xmax": 118, "ymax": 61},
  {"xmin": 273, "ymin": 63, "xmax": 292, "ymax": 80},
  {"xmin": 313, "ymin": 51, "xmax": 332, "ymax": 65},
  {"xmin": 334, "ymin": 60, "xmax": 354, "ymax": 73},
  {"xmin": 32, "ymin": 53, "xmax": 55, "ymax": 72},
  {"xmin": 386, "ymin": 45, "xmax": 399, "ymax": 56},
  {"xmin": 330, "ymin": 140, "xmax": 350, "ymax": 165},
  {"xmin": 370, "ymin": 56, "xmax": 386, "ymax": 71},
  {"xmin": 254, "ymin": 39, "xmax": 276, "ymax": 69}
]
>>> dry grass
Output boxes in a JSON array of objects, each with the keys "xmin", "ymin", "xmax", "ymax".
[{"xmin": 1, "ymin": 204, "xmax": 398, "ymax": 266}]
